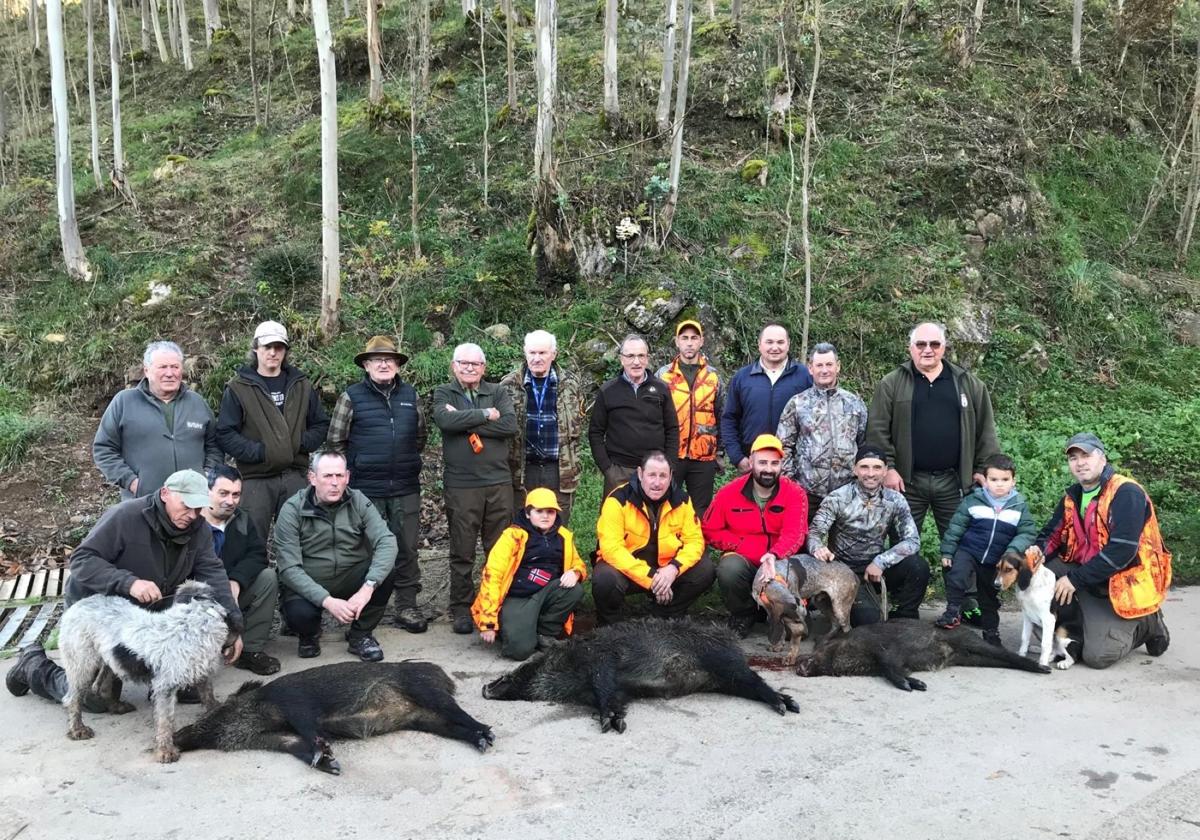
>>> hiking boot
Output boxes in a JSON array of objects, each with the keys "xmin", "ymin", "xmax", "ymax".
[
  {"xmin": 235, "ymin": 650, "xmax": 282, "ymax": 676},
  {"xmin": 982, "ymin": 630, "xmax": 1003, "ymax": 648},
  {"xmin": 298, "ymin": 636, "xmax": 322, "ymax": 659},
  {"xmin": 934, "ymin": 607, "xmax": 961, "ymax": 629},
  {"xmin": 347, "ymin": 634, "xmax": 384, "ymax": 662},
  {"xmin": 1145, "ymin": 610, "xmax": 1170, "ymax": 657},
  {"xmin": 393, "ymin": 607, "xmax": 428, "ymax": 634},
  {"xmin": 5, "ymin": 642, "xmax": 46, "ymax": 697},
  {"xmin": 961, "ymin": 598, "xmax": 983, "ymax": 627},
  {"xmin": 452, "ymin": 614, "xmax": 474, "ymax": 635},
  {"xmin": 727, "ymin": 613, "xmax": 755, "ymax": 639}
]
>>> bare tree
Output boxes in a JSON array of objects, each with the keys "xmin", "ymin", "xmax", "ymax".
[
  {"xmin": 46, "ymin": 0, "xmax": 92, "ymax": 279},
  {"xmin": 312, "ymin": 0, "xmax": 341, "ymax": 337},
  {"xmin": 85, "ymin": 0, "xmax": 103, "ymax": 188},
  {"xmin": 178, "ymin": 0, "xmax": 194, "ymax": 70},
  {"xmin": 478, "ymin": 4, "xmax": 490, "ymax": 206},
  {"xmin": 655, "ymin": 0, "xmax": 677, "ymax": 134},
  {"xmin": 798, "ymin": 0, "xmax": 821, "ymax": 358},
  {"xmin": 408, "ymin": 8, "xmax": 422, "ymax": 259},
  {"xmin": 366, "ymin": 0, "xmax": 383, "ymax": 103},
  {"xmin": 343, "ymin": 0, "xmax": 351, "ymax": 19},
  {"xmin": 140, "ymin": 0, "xmax": 152, "ymax": 51},
  {"xmin": 1176, "ymin": 34, "xmax": 1200, "ymax": 264},
  {"xmin": 250, "ymin": 0, "xmax": 260, "ymax": 123},
  {"xmin": 1071, "ymin": 0, "xmax": 1082, "ymax": 74},
  {"xmin": 418, "ymin": 0, "xmax": 430, "ymax": 96},
  {"xmin": 462, "ymin": 0, "xmax": 477, "ymax": 16},
  {"xmin": 29, "ymin": 0, "xmax": 42, "ymax": 54},
  {"xmin": 660, "ymin": 0, "xmax": 692, "ymax": 233},
  {"xmin": 0, "ymin": 86, "xmax": 8, "ymax": 184},
  {"xmin": 531, "ymin": 0, "xmax": 572, "ymax": 281},
  {"xmin": 603, "ymin": 0, "xmax": 618, "ymax": 124},
  {"xmin": 287, "ymin": 0, "xmax": 296, "ymax": 19},
  {"xmin": 201, "ymin": 0, "xmax": 223, "ymax": 45},
  {"xmin": 108, "ymin": 0, "xmax": 133, "ymax": 201},
  {"xmin": 166, "ymin": 0, "xmax": 180, "ymax": 57},
  {"xmin": 731, "ymin": 0, "xmax": 741, "ymax": 26},
  {"xmin": 149, "ymin": 0, "xmax": 170, "ymax": 61},
  {"xmin": 502, "ymin": 0, "xmax": 516, "ymax": 109}
]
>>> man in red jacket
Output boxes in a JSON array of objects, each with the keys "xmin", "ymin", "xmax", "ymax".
[{"xmin": 702, "ymin": 434, "xmax": 808, "ymax": 637}]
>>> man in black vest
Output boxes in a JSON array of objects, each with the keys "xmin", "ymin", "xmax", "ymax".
[
  {"xmin": 326, "ymin": 336, "xmax": 428, "ymax": 633},
  {"xmin": 216, "ymin": 320, "xmax": 330, "ymax": 542}
]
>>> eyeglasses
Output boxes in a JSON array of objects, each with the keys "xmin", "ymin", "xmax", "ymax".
[
  {"xmin": 913, "ymin": 341, "xmax": 943, "ymax": 350},
  {"xmin": 366, "ymin": 356, "xmax": 397, "ymax": 364},
  {"xmin": 455, "ymin": 360, "xmax": 484, "ymax": 368},
  {"xmin": 620, "ymin": 353, "xmax": 649, "ymax": 360}
]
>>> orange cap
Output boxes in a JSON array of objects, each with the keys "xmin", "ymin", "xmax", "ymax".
[
  {"xmin": 675, "ymin": 319, "xmax": 703, "ymax": 336},
  {"xmin": 750, "ymin": 434, "xmax": 784, "ymax": 456}
]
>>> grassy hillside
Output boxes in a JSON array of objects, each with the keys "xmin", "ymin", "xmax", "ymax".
[{"xmin": 0, "ymin": 0, "xmax": 1197, "ymax": 578}]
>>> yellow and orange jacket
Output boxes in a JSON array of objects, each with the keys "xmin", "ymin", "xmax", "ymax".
[
  {"xmin": 471, "ymin": 517, "xmax": 588, "ymax": 633},
  {"xmin": 596, "ymin": 477, "xmax": 705, "ymax": 589},
  {"xmin": 656, "ymin": 357, "xmax": 722, "ymax": 461}
]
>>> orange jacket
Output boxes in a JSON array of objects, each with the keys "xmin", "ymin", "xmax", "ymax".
[
  {"xmin": 471, "ymin": 521, "xmax": 587, "ymax": 632},
  {"xmin": 656, "ymin": 357, "xmax": 722, "ymax": 461},
  {"xmin": 596, "ymin": 478, "xmax": 705, "ymax": 589}
]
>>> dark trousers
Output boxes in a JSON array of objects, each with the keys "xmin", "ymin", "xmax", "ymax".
[
  {"xmin": 498, "ymin": 579, "xmax": 585, "ymax": 661},
  {"xmin": 673, "ymin": 458, "xmax": 718, "ymax": 517},
  {"xmin": 444, "ymin": 483, "xmax": 513, "ymax": 616},
  {"xmin": 521, "ymin": 460, "xmax": 574, "ymax": 525},
  {"xmin": 602, "ymin": 464, "xmax": 638, "ymax": 499},
  {"xmin": 281, "ymin": 567, "xmax": 397, "ymax": 639},
  {"xmin": 241, "ymin": 469, "xmax": 308, "ymax": 545},
  {"xmin": 845, "ymin": 552, "xmax": 930, "ymax": 625},
  {"xmin": 591, "ymin": 556, "xmax": 716, "ymax": 625},
  {"xmin": 1046, "ymin": 560, "xmax": 1164, "ymax": 669},
  {"xmin": 716, "ymin": 552, "xmax": 759, "ymax": 618},
  {"xmin": 903, "ymin": 469, "xmax": 963, "ymax": 539},
  {"xmin": 944, "ymin": 549, "xmax": 1000, "ymax": 631},
  {"xmin": 806, "ymin": 494, "xmax": 825, "ymax": 525},
  {"xmin": 369, "ymin": 492, "xmax": 422, "ymax": 609}
]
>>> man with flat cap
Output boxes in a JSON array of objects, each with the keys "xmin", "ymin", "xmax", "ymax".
[
  {"xmin": 326, "ymin": 336, "xmax": 428, "ymax": 633},
  {"xmin": 1031, "ymin": 433, "xmax": 1172, "ymax": 669}
]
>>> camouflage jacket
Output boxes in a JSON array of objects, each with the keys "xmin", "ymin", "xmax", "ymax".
[
  {"xmin": 500, "ymin": 363, "xmax": 586, "ymax": 495},
  {"xmin": 806, "ymin": 482, "xmax": 920, "ymax": 571},
  {"xmin": 776, "ymin": 385, "xmax": 867, "ymax": 498}
]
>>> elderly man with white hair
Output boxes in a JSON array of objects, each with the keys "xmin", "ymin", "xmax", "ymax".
[
  {"xmin": 93, "ymin": 340, "xmax": 221, "ymax": 499},
  {"xmin": 433, "ymin": 342, "xmax": 519, "ymax": 634},
  {"xmin": 499, "ymin": 330, "xmax": 586, "ymax": 524}
]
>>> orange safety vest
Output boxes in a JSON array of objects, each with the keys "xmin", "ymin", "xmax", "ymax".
[
  {"xmin": 659, "ymin": 358, "xmax": 720, "ymax": 461},
  {"xmin": 1060, "ymin": 474, "xmax": 1172, "ymax": 619}
]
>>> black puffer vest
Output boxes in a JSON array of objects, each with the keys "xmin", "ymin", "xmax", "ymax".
[{"xmin": 345, "ymin": 376, "xmax": 422, "ymax": 498}]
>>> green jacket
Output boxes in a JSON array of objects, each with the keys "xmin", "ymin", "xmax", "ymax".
[
  {"xmin": 432, "ymin": 378, "xmax": 518, "ymax": 489},
  {"xmin": 865, "ymin": 360, "xmax": 1000, "ymax": 492},
  {"xmin": 500, "ymin": 363, "xmax": 585, "ymax": 496},
  {"xmin": 274, "ymin": 486, "xmax": 397, "ymax": 606}
]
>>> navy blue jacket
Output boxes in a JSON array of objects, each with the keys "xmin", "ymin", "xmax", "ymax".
[
  {"xmin": 345, "ymin": 376, "xmax": 424, "ymax": 498},
  {"xmin": 720, "ymin": 359, "xmax": 812, "ymax": 464},
  {"xmin": 940, "ymin": 487, "xmax": 1037, "ymax": 566}
]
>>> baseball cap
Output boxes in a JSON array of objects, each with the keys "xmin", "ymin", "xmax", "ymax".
[
  {"xmin": 163, "ymin": 470, "xmax": 212, "ymax": 508},
  {"xmin": 525, "ymin": 487, "xmax": 562, "ymax": 511},
  {"xmin": 855, "ymin": 445, "xmax": 888, "ymax": 465},
  {"xmin": 675, "ymin": 319, "xmax": 704, "ymax": 336},
  {"xmin": 253, "ymin": 320, "xmax": 289, "ymax": 346},
  {"xmin": 750, "ymin": 434, "xmax": 784, "ymax": 456},
  {"xmin": 1064, "ymin": 433, "xmax": 1106, "ymax": 455}
]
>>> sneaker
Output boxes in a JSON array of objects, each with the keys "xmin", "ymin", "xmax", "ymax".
[
  {"xmin": 727, "ymin": 613, "xmax": 755, "ymax": 639},
  {"xmin": 934, "ymin": 607, "xmax": 961, "ymax": 630},
  {"xmin": 452, "ymin": 614, "xmax": 474, "ymax": 635},
  {"xmin": 298, "ymin": 636, "xmax": 322, "ymax": 658},
  {"xmin": 961, "ymin": 598, "xmax": 983, "ymax": 627},
  {"xmin": 347, "ymin": 634, "xmax": 384, "ymax": 662},
  {"xmin": 982, "ymin": 630, "xmax": 1003, "ymax": 648},
  {"xmin": 1145, "ymin": 610, "xmax": 1170, "ymax": 657},
  {"xmin": 394, "ymin": 607, "xmax": 428, "ymax": 634},
  {"xmin": 235, "ymin": 650, "xmax": 282, "ymax": 676},
  {"xmin": 176, "ymin": 686, "xmax": 202, "ymax": 705}
]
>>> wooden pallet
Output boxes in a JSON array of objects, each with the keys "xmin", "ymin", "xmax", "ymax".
[{"xmin": 0, "ymin": 569, "xmax": 69, "ymax": 654}]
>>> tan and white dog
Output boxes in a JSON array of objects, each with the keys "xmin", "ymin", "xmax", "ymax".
[{"xmin": 996, "ymin": 549, "xmax": 1075, "ymax": 670}]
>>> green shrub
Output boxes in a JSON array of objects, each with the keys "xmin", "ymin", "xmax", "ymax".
[{"xmin": 0, "ymin": 412, "xmax": 53, "ymax": 471}]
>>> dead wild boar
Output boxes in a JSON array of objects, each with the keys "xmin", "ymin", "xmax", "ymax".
[
  {"xmin": 482, "ymin": 618, "xmax": 800, "ymax": 733},
  {"xmin": 174, "ymin": 661, "xmax": 494, "ymax": 774}
]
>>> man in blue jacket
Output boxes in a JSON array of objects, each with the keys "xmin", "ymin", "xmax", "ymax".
[{"xmin": 720, "ymin": 324, "xmax": 812, "ymax": 474}]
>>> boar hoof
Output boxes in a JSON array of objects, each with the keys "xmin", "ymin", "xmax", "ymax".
[
  {"xmin": 67, "ymin": 723, "xmax": 95, "ymax": 741},
  {"xmin": 311, "ymin": 737, "xmax": 341, "ymax": 774},
  {"xmin": 473, "ymin": 728, "xmax": 494, "ymax": 753},
  {"xmin": 776, "ymin": 692, "xmax": 800, "ymax": 714},
  {"xmin": 907, "ymin": 677, "xmax": 927, "ymax": 691}
]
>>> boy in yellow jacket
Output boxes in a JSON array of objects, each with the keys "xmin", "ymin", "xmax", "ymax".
[{"xmin": 471, "ymin": 488, "xmax": 587, "ymax": 660}]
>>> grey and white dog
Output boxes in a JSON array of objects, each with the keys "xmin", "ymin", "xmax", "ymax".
[{"xmin": 59, "ymin": 580, "xmax": 237, "ymax": 763}]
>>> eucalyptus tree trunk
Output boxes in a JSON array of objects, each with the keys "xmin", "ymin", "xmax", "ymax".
[
  {"xmin": 150, "ymin": 0, "xmax": 170, "ymax": 61},
  {"xmin": 287, "ymin": 0, "xmax": 296, "ymax": 19},
  {"xmin": 166, "ymin": 0, "xmax": 180, "ymax": 57},
  {"xmin": 1071, "ymin": 0, "xmax": 1082, "ymax": 74},
  {"xmin": 343, "ymin": 0, "xmax": 351, "ymax": 19},
  {"xmin": 408, "ymin": 16, "xmax": 422, "ymax": 259},
  {"xmin": 201, "ymin": 0, "xmax": 223, "ymax": 44},
  {"xmin": 418, "ymin": 0, "xmax": 431, "ymax": 96},
  {"xmin": 478, "ymin": 4, "xmax": 489, "ymax": 206},
  {"xmin": 312, "ymin": 0, "xmax": 341, "ymax": 338},
  {"xmin": 85, "ymin": 0, "xmax": 103, "ymax": 188},
  {"xmin": 798, "ymin": 0, "xmax": 822, "ymax": 358},
  {"xmin": 731, "ymin": 0, "xmax": 741, "ymax": 25},
  {"xmin": 602, "ymin": 0, "xmax": 618, "ymax": 124},
  {"xmin": 532, "ymin": 0, "xmax": 573, "ymax": 281},
  {"xmin": 1176, "ymin": 35, "xmax": 1200, "ymax": 264},
  {"xmin": 108, "ymin": 0, "xmax": 132, "ymax": 199},
  {"xmin": 29, "ymin": 0, "xmax": 42, "ymax": 54},
  {"xmin": 660, "ymin": 0, "xmax": 691, "ymax": 233},
  {"xmin": 47, "ymin": 0, "xmax": 92, "ymax": 280},
  {"xmin": 503, "ymin": 0, "xmax": 517, "ymax": 109},
  {"xmin": 250, "ymin": 0, "xmax": 260, "ymax": 123},
  {"xmin": 655, "ymin": 0, "xmax": 677, "ymax": 134},
  {"xmin": 177, "ymin": 0, "xmax": 194, "ymax": 70},
  {"xmin": 366, "ymin": 0, "xmax": 383, "ymax": 103},
  {"xmin": 140, "ymin": 0, "xmax": 152, "ymax": 50}
]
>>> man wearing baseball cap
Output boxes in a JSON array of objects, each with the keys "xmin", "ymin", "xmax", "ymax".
[
  {"xmin": 216, "ymin": 320, "xmax": 330, "ymax": 542},
  {"xmin": 7, "ymin": 470, "xmax": 245, "ymax": 707},
  {"xmin": 656, "ymin": 319, "xmax": 723, "ymax": 516},
  {"xmin": 325, "ymin": 336, "xmax": 429, "ymax": 634},
  {"xmin": 1031, "ymin": 433, "xmax": 1171, "ymax": 668},
  {"xmin": 806, "ymin": 445, "xmax": 929, "ymax": 624},
  {"xmin": 702, "ymin": 433, "xmax": 807, "ymax": 637}
]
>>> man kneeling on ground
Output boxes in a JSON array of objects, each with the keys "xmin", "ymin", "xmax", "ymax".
[
  {"xmin": 275, "ymin": 451, "xmax": 398, "ymax": 662},
  {"xmin": 472, "ymin": 488, "xmax": 587, "ymax": 660}
]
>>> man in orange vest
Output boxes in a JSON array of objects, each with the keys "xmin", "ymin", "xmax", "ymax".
[
  {"xmin": 1034, "ymin": 433, "xmax": 1171, "ymax": 669},
  {"xmin": 656, "ymin": 320, "xmax": 723, "ymax": 516}
]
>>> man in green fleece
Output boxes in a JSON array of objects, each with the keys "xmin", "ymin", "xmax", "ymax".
[
  {"xmin": 274, "ymin": 451, "xmax": 398, "ymax": 662},
  {"xmin": 433, "ymin": 342, "xmax": 519, "ymax": 635}
]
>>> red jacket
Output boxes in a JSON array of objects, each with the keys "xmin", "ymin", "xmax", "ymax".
[{"xmin": 701, "ymin": 474, "xmax": 808, "ymax": 564}]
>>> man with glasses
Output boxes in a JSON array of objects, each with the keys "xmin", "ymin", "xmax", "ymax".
[
  {"xmin": 326, "ymin": 336, "xmax": 429, "ymax": 634},
  {"xmin": 433, "ymin": 343, "xmax": 519, "ymax": 634},
  {"xmin": 588, "ymin": 334, "xmax": 680, "ymax": 498},
  {"xmin": 866, "ymin": 322, "xmax": 1000, "ymax": 540}
]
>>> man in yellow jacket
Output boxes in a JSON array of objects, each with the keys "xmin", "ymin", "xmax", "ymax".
[
  {"xmin": 471, "ymin": 488, "xmax": 587, "ymax": 660},
  {"xmin": 593, "ymin": 450, "xmax": 713, "ymax": 625}
]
